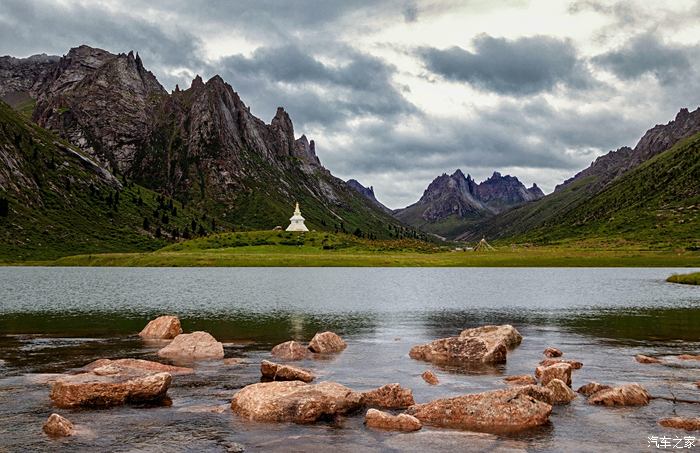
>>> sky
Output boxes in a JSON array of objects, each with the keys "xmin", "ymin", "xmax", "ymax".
[{"xmin": 1, "ymin": 0, "xmax": 699, "ymax": 208}]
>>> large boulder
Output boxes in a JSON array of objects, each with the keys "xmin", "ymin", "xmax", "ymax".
[
  {"xmin": 138, "ymin": 315, "xmax": 182, "ymax": 340},
  {"xmin": 588, "ymin": 384, "xmax": 650, "ymax": 406},
  {"xmin": 43, "ymin": 413, "xmax": 74, "ymax": 437},
  {"xmin": 409, "ymin": 336, "xmax": 506, "ymax": 365},
  {"xmin": 365, "ymin": 408, "xmax": 422, "ymax": 432},
  {"xmin": 535, "ymin": 363, "xmax": 572, "ymax": 386},
  {"xmin": 576, "ymin": 382, "xmax": 611, "ymax": 397},
  {"xmin": 260, "ymin": 360, "xmax": 314, "ymax": 383},
  {"xmin": 230, "ymin": 381, "xmax": 362, "ymax": 423},
  {"xmin": 157, "ymin": 331, "xmax": 224, "ymax": 361},
  {"xmin": 308, "ymin": 331, "xmax": 347, "ymax": 354},
  {"xmin": 82, "ymin": 358, "xmax": 193, "ymax": 375},
  {"xmin": 406, "ymin": 386, "xmax": 552, "ymax": 433},
  {"xmin": 459, "ymin": 325, "xmax": 522, "ymax": 349},
  {"xmin": 545, "ymin": 379, "xmax": 576, "ymax": 404},
  {"xmin": 271, "ymin": 340, "xmax": 308, "ymax": 361},
  {"xmin": 360, "ymin": 383, "xmax": 415, "ymax": 409},
  {"xmin": 421, "ymin": 370, "xmax": 439, "ymax": 385},
  {"xmin": 50, "ymin": 369, "xmax": 171, "ymax": 408},
  {"xmin": 659, "ymin": 417, "xmax": 700, "ymax": 431}
]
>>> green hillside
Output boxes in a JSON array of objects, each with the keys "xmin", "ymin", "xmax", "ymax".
[
  {"xmin": 464, "ymin": 133, "xmax": 700, "ymax": 248},
  {"xmin": 0, "ymin": 101, "xmax": 231, "ymax": 261}
]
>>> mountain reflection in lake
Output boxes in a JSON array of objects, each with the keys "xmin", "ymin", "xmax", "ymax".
[{"xmin": 1, "ymin": 267, "xmax": 699, "ymax": 452}]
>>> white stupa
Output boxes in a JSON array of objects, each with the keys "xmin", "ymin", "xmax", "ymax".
[{"xmin": 286, "ymin": 202, "xmax": 309, "ymax": 232}]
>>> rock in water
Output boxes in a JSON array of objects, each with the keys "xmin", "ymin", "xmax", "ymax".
[
  {"xmin": 43, "ymin": 413, "xmax": 74, "ymax": 437},
  {"xmin": 545, "ymin": 379, "xmax": 576, "ymax": 404},
  {"xmin": 543, "ymin": 347, "xmax": 563, "ymax": 358},
  {"xmin": 365, "ymin": 409, "xmax": 422, "ymax": 432},
  {"xmin": 588, "ymin": 384, "xmax": 650, "ymax": 406},
  {"xmin": 230, "ymin": 381, "xmax": 362, "ymax": 423},
  {"xmin": 459, "ymin": 325, "xmax": 522, "ymax": 349},
  {"xmin": 539, "ymin": 358, "xmax": 583, "ymax": 369},
  {"xmin": 139, "ymin": 315, "xmax": 182, "ymax": 340},
  {"xmin": 157, "ymin": 331, "xmax": 224, "ymax": 361},
  {"xmin": 406, "ymin": 387, "xmax": 552, "ymax": 433},
  {"xmin": 678, "ymin": 354, "xmax": 700, "ymax": 361},
  {"xmin": 82, "ymin": 358, "xmax": 193, "ymax": 375},
  {"xmin": 535, "ymin": 363, "xmax": 573, "ymax": 386},
  {"xmin": 421, "ymin": 370, "xmax": 439, "ymax": 385},
  {"xmin": 308, "ymin": 331, "xmax": 347, "ymax": 353},
  {"xmin": 503, "ymin": 375, "xmax": 537, "ymax": 386},
  {"xmin": 260, "ymin": 360, "xmax": 314, "ymax": 383},
  {"xmin": 409, "ymin": 336, "xmax": 506, "ymax": 365},
  {"xmin": 270, "ymin": 340, "xmax": 308, "ymax": 361},
  {"xmin": 50, "ymin": 371, "xmax": 172, "ymax": 408},
  {"xmin": 576, "ymin": 382, "xmax": 611, "ymax": 397},
  {"xmin": 360, "ymin": 383, "xmax": 415, "ymax": 409},
  {"xmin": 659, "ymin": 417, "xmax": 700, "ymax": 431},
  {"xmin": 635, "ymin": 354, "xmax": 662, "ymax": 364}
]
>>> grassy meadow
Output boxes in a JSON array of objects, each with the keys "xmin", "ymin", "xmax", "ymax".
[{"xmin": 666, "ymin": 271, "xmax": 700, "ymax": 285}]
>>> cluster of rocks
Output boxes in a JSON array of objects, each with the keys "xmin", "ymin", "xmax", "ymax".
[{"xmin": 42, "ymin": 320, "xmax": 700, "ymax": 440}]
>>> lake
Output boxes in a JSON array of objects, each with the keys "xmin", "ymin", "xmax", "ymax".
[{"xmin": 1, "ymin": 267, "xmax": 699, "ymax": 452}]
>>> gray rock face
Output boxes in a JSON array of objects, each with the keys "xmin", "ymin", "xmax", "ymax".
[
  {"xmin": 0, "ymin": 53, "xmax": 59, "ymax": 98},
  {"xmin": 557, "ymin": 107, "xmax": 700, "ymax": 191},
  {"xmin": 395, "ymin": 169, "xmax": 544, "ymax": 225},
  {"xmin": 347, "ymin": 179, "xmax": 392, "ymax": 213}
]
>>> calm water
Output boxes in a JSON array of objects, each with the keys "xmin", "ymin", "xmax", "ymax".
[{"xmin": 0, "ymin": 267, "xmax": 699, "ymax": 452}]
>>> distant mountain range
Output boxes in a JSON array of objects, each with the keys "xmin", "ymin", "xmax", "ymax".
[
  {"xmin": 393, "ymin": 170, "xmax": 544, "ymax": 238},
  {"xmin": 1, "ymin": 45, "xmax": 697, "ymax": 256}
]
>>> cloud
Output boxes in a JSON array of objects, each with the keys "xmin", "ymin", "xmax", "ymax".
[
  {"xmin": 592, "ymin": 32, "xmax": 695, "ymax": 84},
  {"xmin": 419, "ymin": 34, "xmax": 594, "ymax": 95}
]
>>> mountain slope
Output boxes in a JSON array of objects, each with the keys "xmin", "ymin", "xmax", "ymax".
[
  {"xmin": 460, "ymin": 131, "xmax": 700, "ymax": 248},
  {"xmin": 0, "ymin": 100, "xmax": 227, "ymax": 260},
  {"xmin": 0, "ymin": 45, "xmax": 406, "ymax": 239},
  {"xmin": 346, "ymin": 179, "xmax": 392, "ymax": 213},
  {"xmin": 394, "ymin": 169, "xmax": 544, "ymax": 238}
]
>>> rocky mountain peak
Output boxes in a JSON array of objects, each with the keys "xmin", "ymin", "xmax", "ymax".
[
  {"xmin": 347, "ymin": 179, "xmax": 391, "ymax": 213},
  {"xmin": 190, "ymin": 74, "xmax": 204, "ymax": 90}
]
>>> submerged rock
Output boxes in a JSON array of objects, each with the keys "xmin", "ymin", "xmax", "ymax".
[
  {"xmin": 546, "ymin": 379, "xmax": 576, "ymax": 404},
  {"xmin": 271, "ymin": 340, "xmax": 308, "ymax": 361},
  {"xmin": 260, "ymin": 360, "xmax": 314, "ymax": 383},
  {"xmin": 230, "ymin": 381, "xmax": 362, "ymax": 423},
  {"xmin": 360, "ymin": 383, "xmax": 415, "ymax": 409},
  {"xmin": 459, "ymin": 324, "xmax": 522, "ymax": 349},
  {"xmin": 82, "ymin": 358, "xmax": 193, "ymax": 375},
  {"xmin": 576, "ymin": 382, "xmax": 611, "ymax": 397},
  {"xmin": 421, "ymin": 370, "xmax": 439, "ymax": 385},
  {"xmin": 539, "ymin": 358, "xmax": 583, "ymax": 369},
  {"xmin": 43, "ymin": 413, "xmax": 74, "ymax": 437},
  {"xmin": 50, "ymin": 370, "xmax": 171, "ymax": 408},
  {"xmin": 543, "ymin": 347, "xmax": 563, "ymax": 358},
  {"xmin": 535, "ymin": 362, "xmax": 572, "ymax": 387},
  {"xmin": 588, "ymin": 384, "xmax": 650, "ymax": 406},
  {"xmin": 659, "ymin": 417, "xmax": 700, "ymax": 431},
  {"xmin": 308, "ymin": 331, "xmax": 347, "ymax": 354},
  {"xmin": 678, "ymin": 354, "xmax": 700, "ymax": 361},
  {"xmin": 157, "ymin": 331, "xmax": 224, "ymax": 361},
  {"xmin": 503, "ymin": 375, "xmax": 537, "ymax": 386},
  {"xmin": 138, "ymin": 315, "xmax": 182, "ymax": 340},
  {"xmin": 365, "ymin": 408, "xmax": 422, "ymax": 432},
  {"xmin": 406, "ymin": 386, "xmax": 552, "ymax": 433},
  {"xmin": 635, "ymin": 354, "xmax": 662, "ymax": 364}
]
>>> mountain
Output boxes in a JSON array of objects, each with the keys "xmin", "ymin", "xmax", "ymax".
[
  {"xmin": 0, "ymin": 100, "xmax": 222, "ymax": 260},
  {"xmin": 394, "ymin": 169, "xmax": 543, "ymax": 238},
  {"xmin": 346, "ymin": 179, "xmax": 392, "ymax": 213},
  {"xmin": 458, "ymin": 108, "xmax": 700, "ymax": 247},
  {"xmin": 0, "ymin": 45, "xmax": 407, "ymax": 241}
]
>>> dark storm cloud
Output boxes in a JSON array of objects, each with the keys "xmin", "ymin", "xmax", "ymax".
[
  {"xmin": 419, "ymin": 34, "xmax": 594, "ymax": 95},
  {"xmin": 212, "ymin": 44, "xmax": 416, "ymax": 127},
  {"xmin": 592, "ymin": 33, "xmax": 696, "ymax": 84}
]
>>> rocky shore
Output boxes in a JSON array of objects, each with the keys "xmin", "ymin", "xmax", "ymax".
[{"xmin": 37, "ymin": 318, "xmax": 700, "ymax": 446}]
